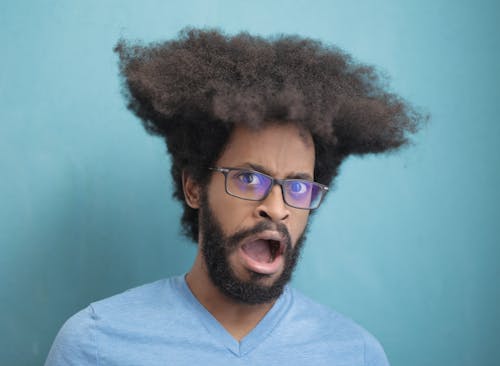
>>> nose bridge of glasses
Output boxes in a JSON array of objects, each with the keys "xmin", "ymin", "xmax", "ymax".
[{"xmin": 263, "ymin": 178, "xmax": 288, "ymax": 205}]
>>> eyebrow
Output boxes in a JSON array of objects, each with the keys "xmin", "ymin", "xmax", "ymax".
[{"xmin": 238, "ymin": 162, "xmax": 314, "ymax": 181}]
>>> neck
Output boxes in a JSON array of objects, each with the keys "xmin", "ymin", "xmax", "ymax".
[{"xmin": 185, "ymin": 251, "xmax": 275, "ymax": 341}]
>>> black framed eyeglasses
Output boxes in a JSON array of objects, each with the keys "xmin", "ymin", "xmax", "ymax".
[{"xmin": 209, "ymin": 167, "xmax": 328, "ymax": 210}]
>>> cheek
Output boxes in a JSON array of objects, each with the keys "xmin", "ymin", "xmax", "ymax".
[
  {"xmin": 289, "ymin": 210, "xmax": 310, "ymax": 246},
  {"xmin": 207, "ymin": 183, "xmax": 253, "ymax": 234}
]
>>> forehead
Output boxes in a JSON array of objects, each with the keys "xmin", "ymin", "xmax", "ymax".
[{"xmin": 216, "ymin": 123, "xmax": 315, "ymax": 178}]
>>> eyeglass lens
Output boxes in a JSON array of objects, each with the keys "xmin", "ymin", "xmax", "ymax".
[{"xmin": 226, "ymin": 169, "xmax": 323, "ymax": 209}]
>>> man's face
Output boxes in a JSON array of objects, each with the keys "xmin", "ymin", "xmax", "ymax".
[{"xmin": 199, "ymin": 123, "xmax": 315, "ymax": 304}]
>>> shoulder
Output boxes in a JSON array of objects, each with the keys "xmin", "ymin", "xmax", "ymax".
[
  {"xmin": 45, "ymin": 277, "xmax": 180, "ymax": 366},
  {"xmin": 89, "ymin": 277, "xmax": 175, "ymax": 316},
  {"xmin": 44, "ymin": 305, "xmax": 97, "ymax": 365},
  {"xmin": 284, "ymin": 287, "xmax": 390, "ymax": 366}
]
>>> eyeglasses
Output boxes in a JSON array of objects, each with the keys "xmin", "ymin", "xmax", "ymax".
[{"xmin": 209, "ymin": 167, "xmax": 328, "ymax": 210}]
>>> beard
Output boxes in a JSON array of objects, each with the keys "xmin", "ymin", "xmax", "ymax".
[{"xmin": 198, "ymin": 195, "xmax": 308, "ymax": 305}]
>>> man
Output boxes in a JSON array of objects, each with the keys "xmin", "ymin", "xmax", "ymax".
[{"xmin": 45, "ymin": 28, "xmax": 424, "ymax": 365}]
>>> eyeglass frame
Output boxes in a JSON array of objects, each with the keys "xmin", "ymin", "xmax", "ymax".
[{"xmin": 209, "ymin": 166, "xmax": 329, "ymax": 210}]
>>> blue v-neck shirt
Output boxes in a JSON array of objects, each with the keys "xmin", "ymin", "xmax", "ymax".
[{"xmin": 45, "ymin": 275, "xmax": 389, "ymax": 365}]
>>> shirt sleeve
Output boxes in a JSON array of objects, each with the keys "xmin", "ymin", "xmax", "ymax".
[
  {"xmin": 44, "ymin": 305, "xmax": 98, "ymax": 366},
  {"xmin": 363, "ymin": 330, "xmax": 390, "ymax": 366}
]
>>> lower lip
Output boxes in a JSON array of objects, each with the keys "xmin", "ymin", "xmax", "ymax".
[{"xmin": 237, "ymin": 246, "xmax": 284, "ymax": 275}]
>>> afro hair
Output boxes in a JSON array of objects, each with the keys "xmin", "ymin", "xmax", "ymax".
[{"xmin": 114, "ymin": 27, "xmax": 426, "ymax": 242}]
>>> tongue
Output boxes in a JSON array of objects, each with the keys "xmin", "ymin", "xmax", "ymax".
[{"xmin": 242, "ymin": 240, "xmax": 272, "ymax": 263}]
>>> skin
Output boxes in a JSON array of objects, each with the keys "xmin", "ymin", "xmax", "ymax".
[{"xmin": 183, "ymin": 122, "xmax": 315, "ymax": 340}]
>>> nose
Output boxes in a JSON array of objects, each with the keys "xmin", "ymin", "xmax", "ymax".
[{"xmin": 256, "ymin": 184, "xmax": 290, "ymax": 222}]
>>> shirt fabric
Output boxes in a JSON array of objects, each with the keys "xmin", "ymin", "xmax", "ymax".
[{"xmin": 45, "ymin": 275, "xmax": 390, "ymax": 365}]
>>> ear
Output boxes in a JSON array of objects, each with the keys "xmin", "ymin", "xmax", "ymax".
[{"xmin": 182, "ymin": 170, "xmax": 201, "ymax": 209}]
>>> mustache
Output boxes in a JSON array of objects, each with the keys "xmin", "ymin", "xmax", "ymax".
[{"xmin": 225, "ymin": 221, "xmax": 292, "ymax": 251}]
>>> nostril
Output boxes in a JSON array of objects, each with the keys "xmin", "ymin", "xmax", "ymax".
[{"xmin": 259, "ymin": 210, "xmax": 270, "ymax": 218}]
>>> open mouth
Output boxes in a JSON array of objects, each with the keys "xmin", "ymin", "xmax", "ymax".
[
  {"xmin": 241, "ymin": 238, "xmax": 284, "ymax": 264},
  {"xmin": 237, "ymin": 230, "xmax": 287, "ymax": 275}
]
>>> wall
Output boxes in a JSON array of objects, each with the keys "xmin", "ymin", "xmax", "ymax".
[{"xmin": 1, "ymin": 0, "xmax": 499, "ymax": 364}]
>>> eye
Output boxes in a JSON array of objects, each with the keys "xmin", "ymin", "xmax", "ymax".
[
  {"xmin": 287, "ymin": 181, "xmax": 309, "ymax": 195},
  {"xmin": 236, "ymin": 171, "xmax": 262, "ymax": 185}
]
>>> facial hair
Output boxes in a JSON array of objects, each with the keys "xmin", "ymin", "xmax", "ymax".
[{"xmin": 198, "ymin": 195, "xmax": 308, "ymax": 305}]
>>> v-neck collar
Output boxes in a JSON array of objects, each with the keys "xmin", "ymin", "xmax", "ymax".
[{"xmin": 173, "ymin": 274, "xmax": 292, "ymax": 357}]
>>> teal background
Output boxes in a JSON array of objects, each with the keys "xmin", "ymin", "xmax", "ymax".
[{"xmin": 1, "ymin": 0, "xmax": 499, "ymax": 364}]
